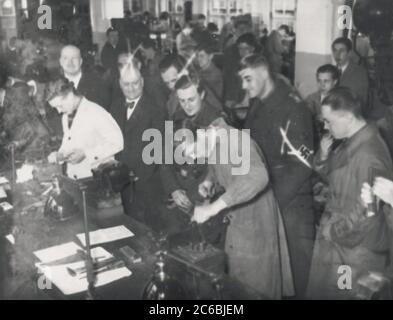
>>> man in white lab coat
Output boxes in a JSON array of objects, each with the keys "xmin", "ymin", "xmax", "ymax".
[{"xmin": 47, "ymin": 78, "xmax": 124, "ymax": 180}]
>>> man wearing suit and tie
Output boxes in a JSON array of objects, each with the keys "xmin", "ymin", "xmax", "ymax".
[
  {"xmin": 110, "ymin": 60, "xmax": 166, "ymax": 227},
  {"xmin": 59, "ymin": 45, "xmax": 112, "ymax": 110},
  {"xmin": 332, "ymin": 37, "xmax": 369, "ymax": 109},
  {"xmin": 44, "ymin": 45, "xmax": 112, "ymax": 137}
]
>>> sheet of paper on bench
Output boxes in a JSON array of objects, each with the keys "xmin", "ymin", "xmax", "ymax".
[
  {"xmin": 76, "ymin": 225, "xmax": 134, "ymax": 247},
  {"xmin": 36, "ymin": 247, "xmax": 132, "ymax": 295},
  {"xmin": 34, "ymin": 242, "xmax": 82, "ymax": 263}
]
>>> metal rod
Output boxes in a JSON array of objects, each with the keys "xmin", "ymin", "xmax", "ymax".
[
  {"xmin": 10, "ymin": 143, "xmax": 16, "ymax": 193},
  {"xmin": 81, "ymin": 186, "xmax": 95, "ymax": 299}
]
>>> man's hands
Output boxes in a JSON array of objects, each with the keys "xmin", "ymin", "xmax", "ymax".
[
  {"xmin": 198, "ymin": 180, "xmax": 215, "ymax": 199},
  {"xmin": 191, "ymin": 198, "xmax": 227, "ymax": 224},
  {"xmin": 48, "ymin": 149, "xmax": 86, "ymax": 164},
  {"xmin": 320, "ymin": 134, "xmax": 334, "ymax": 161},
  {"xmin": 66, "ymin": 149, "xmax": 86, "ymax": 164},
  {"xmin": 171, "ymin": 189, "xmax": 192, "ymax": 211},
  {"xmin": 361, "ymin": 177, "xmax": 393, "ymax": 208}
]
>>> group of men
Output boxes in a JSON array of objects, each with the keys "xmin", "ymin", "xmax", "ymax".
[{"xmin": 2, "ymin": 21, "xmax": 393, "ymax": 299}]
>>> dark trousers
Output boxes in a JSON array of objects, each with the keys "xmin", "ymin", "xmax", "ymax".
[
  {"xmin": 281, "ymin": 197, "xmax": 316, "ymax": 299},
  {"xmin": 120, "ymin": 175, "xmax": 166, "ymax": 232}
]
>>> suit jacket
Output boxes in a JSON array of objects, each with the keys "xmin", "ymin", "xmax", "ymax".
[
  {"xmin": 59, "ymin": 97, "xmax": 124, "ymax": 179},
  {"xmin": 339, "ymin": 61, "xmax": 369, "ymax": 104},
  {"xmin": 110, "ymin": 91, "xmax": 166, "ymax": 186},
  {"xmin": 77, "ymin": 70, "xmax": 112, "ymax": 111},
  {"xmin": 100, "ymin": 42, "xmax": 122, "ymax": 73}
]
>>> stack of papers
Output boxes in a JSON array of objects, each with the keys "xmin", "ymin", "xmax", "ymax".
[
  {"xmin": 76, "ymin": 225, "xmax": 134, "ymax": 247},
  {"xmin": 34, "ymin": 242, "xmax": 131, "ymax": 295}
]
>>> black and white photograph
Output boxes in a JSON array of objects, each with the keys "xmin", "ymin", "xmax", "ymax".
[{"xmin": 0, "ymin": 0, "xmax": 393, "ymax": 307}]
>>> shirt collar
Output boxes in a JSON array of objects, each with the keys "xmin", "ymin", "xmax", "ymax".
[
  {"xmin": 339, "ymin": 61, "xmax": 350, "ymax": 74},
  {"xmin": 65, "ymin": 72, "xmax": 82, "ymax": 89},
  {"xmin": 125, "ymin": 95, "xmax": 141, "ymax": 107}
]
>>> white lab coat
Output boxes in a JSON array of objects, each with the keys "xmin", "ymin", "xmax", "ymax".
[{"xmin": 59, "ymin": 97, "xmax": 124, "ymax": 179}]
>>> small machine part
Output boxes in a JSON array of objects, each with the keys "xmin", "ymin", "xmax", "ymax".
[
  {"xmin": 119, "ymin": 245, "xmax": 142, "ymax": 264},
  {"xmin": 0, "ymin": 201, "xmax": 14, "ymax": 214},
  {"xmin": 43, "ymin": 176, "xmax": 80, "ymax": 221},
  {"xmin": 142, "ymin": 251, "xmax": 188, "ymax": 300}
]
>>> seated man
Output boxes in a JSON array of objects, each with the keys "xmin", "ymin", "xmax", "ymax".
[
  {"xmin": 307, "ymin": 87, "xmax": 393, "ymax": 299},
  {"xmin": 47, "ymin": 77, "xmax": 124, "ymax": 180}
]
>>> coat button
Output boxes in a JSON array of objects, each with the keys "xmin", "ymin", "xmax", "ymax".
[
  {"xmin": 73, "ymin": 175, "xmax": 78, "ymax": 179},
  {"xmin": 94, "ymin": 156, "xmax": 98, "ymax": 160},
  {"xmin": 68, "ymin": 137, "xmax": 71, "ymax": 141}
]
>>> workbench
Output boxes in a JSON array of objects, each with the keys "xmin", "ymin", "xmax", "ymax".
[{"xmin": 0, "ymin": 169, "xmax": 262, "ymax": 300}]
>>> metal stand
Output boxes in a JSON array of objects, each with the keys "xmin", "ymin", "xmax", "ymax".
[
  {"xmin": 10, "ymin": 144, "xmax": 16, "ymax": 195},
  {"xmin": 80, "ymin": 184, "xmax": 96, "ymax": 300}
]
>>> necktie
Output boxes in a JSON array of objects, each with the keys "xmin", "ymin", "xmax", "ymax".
[
  {"xmin": 337, "ymin": 66, "xmax": 342, "ymax": 78},
  {"xmin": 126, "ymin": 101, "xmax": 136, "ymax": 120}
]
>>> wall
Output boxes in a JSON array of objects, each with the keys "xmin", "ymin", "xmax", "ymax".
[
  {"xmin": 90, "ymin": 0, "xmax": 124, "ymax": 56},
  {"xmin": 294, "ymin": 0, "xmax": 345, "ymax": 98}
]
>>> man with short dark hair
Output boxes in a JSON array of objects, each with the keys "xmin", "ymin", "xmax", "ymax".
[
  {"xmin": 307, "ymin": 87, "xmax": 392, "ymax": 299},
  {"xmin": 101, "ymin": 28, "xmax": 124, "ymax": 74},
  {"xmin": 196, "ymin": 44, "xmax": 223, "ymax": 100},
  {"xmin": 306, "ymin": 64, "xmax": 340, "ymax": 142},
  {"xmin": 159, "ymin": 54, "xmax": 222, "ymax": 119},
  {"xmin": 331, "ymin": 37, "xmax": 369, "ymax": 105},
  {"xmin": 240, "ymin": 54, "xmax": 315, "ymax": 299},
  {"xmin": 159, "ymin": 74, "xmax": 223, "ymax": 235}
]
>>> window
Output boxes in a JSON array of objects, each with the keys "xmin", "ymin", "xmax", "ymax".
[
  {"xmin": 212, "ymin": 0, "xmax": 227, "ymax": 14},
  {"xmin": 273, "ymin": 0, "xmax": 296, "ymax": 17}
]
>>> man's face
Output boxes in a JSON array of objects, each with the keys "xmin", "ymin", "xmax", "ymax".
[
  {"xmin": 196, "ymin": 50, "xmax": 212, "ymax": 70},
  {"xmin": 332, "ymin": 43, "xmax": 350, "ymax": 67},
  {"xmin": 60, "ymin": 46, "xmax": 82, "ymax": 76},
  {"xmin": 119, "ymin": 68, "xmax": 144, "ymax": 101},
  {"xmin": 239, "ymin": 66, "xmax": 268, "ymax": 99},
  {"xmin": 236, "ymin": 23, "xmax": 250, "ymax": 37},
  {"xmin": 321, "ymin": 105, "xmax": 350, "ymax": 139},
  {"xmin": 278, "ymin": 28, "xmax": 287, "ymax": 38},
  {"xmin": 108, "ymin": 31, "xmax": 119, "ymax": 46},
  {"xmin": 49, "ymin": 92, "xmax": 75, "ymax": 115},
  {"xmin": 237, "ymin": 42, "xmax": 255, "ymax": 59},
  {"xmin": 161, "ymin": 66, "xmax": 179, "ymax": 91},
  {"xmin": 317, "ymin": 72, "xmax": 337, "ymax": 95},
  {"xmin": 177, "ymin": 84, "xmax": 203, "ymax": 117},
  {"xmin": 141, "ymin": 46, "xmax": 155, "ymax": 61}
]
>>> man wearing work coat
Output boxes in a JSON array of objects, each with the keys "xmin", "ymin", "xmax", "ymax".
[
  {"xmin": 307, "ymin": 87, "xmax": 393, "ymax": 299},
  {"xmin": 190, "ymin": 117, "xmax": 294, "ymax": 299}
]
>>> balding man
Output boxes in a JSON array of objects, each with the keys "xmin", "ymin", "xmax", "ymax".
[
  {"xmin": 59, "ymin": 45, "xmax": 111, "ymax": 110},
  {"xmin": 110, "ymin": 61, "xmax": 166, "ymax": 227}
]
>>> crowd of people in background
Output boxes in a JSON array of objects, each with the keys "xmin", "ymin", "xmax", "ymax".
[{"xmin": 1, "ymin": 10, "xmax": 393, "ymax": 300}]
